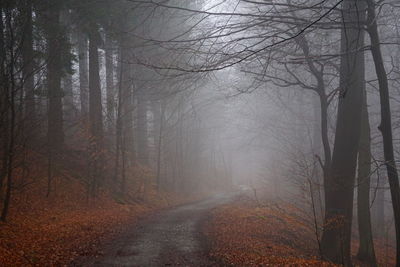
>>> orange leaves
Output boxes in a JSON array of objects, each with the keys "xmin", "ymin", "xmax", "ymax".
[
  {"xmin": 204, "ymin": 201, "xmax": 339, "ymax": 266},
  {"xmin": 0, "ymin": 184, "xmax": 193, "ymax": 266},
  {"xmin": 0, "ymin": 197, "xmax": 148, "ymax": 266}
]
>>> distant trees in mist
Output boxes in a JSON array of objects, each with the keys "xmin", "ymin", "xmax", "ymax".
[
  {"xmin": 0, "ymin": 0, "xmax": 231, "ymax": 223},
  {"xmin": 2, "ymin": 0, "xmax": 400, "ymax": 266}
]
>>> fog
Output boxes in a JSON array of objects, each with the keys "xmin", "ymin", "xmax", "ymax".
[{"xmin": 1, "ymin": 0, "xmax": 400, "ymax": 266}]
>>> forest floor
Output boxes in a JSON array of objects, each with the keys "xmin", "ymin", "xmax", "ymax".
[
  {"xmin": 75, "ymin": 192, "xmax": 235, "ymax": 266},
  {"xmin": 0, "ymin": 164, "xmax": 395, "ymax": 267},
  {"xmin": 204, "ymin": 197, "xmax": 395, "ymax": 267},
  {"xmin": 0, "ymin": 148, "xmax": 206, "ymax": 266},
  {"xmin": 0, "ymin": 180, "xmax": 197, "ymax": 266}
]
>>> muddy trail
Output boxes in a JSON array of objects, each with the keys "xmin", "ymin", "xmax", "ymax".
[{"xmin": 74, "ymin": 193, "xmax": 235, "ymax": 267}]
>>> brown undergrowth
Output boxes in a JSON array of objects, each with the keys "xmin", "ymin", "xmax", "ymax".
[
  {"xmin": 205, "ymin": 198, "xmax": 394, "ymax": 266},
  {"xmin": 0, "ymin": 189, "xmax": 191, "ymax": 266},
  {"xmin": 0, "ymin": 150, "xmax": 195, "ymax": 266}
]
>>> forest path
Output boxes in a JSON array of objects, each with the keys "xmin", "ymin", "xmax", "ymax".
[{"xmin": 76, "ymin": 193, "xmax": 235, "ymax": 267}]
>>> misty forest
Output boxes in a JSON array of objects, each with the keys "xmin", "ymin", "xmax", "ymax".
[{"xmin": 1, "ymin": 0, "xmax": 400, "ymax": 266}]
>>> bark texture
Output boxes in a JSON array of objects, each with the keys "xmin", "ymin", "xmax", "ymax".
[
  {"xmin": 357, "ymin": 89, "xmax": 377, "ymax": 266},
  {"xmin": 367, "ymin": 0, "xmax": 400, "ymax": 264},
  {"xmin": 320, "ymin": 0, "xmax": 366, "ymax": 265},
  {"xmin": 46, "ymin": 3, "xmax": 64, "ymax": 149}
]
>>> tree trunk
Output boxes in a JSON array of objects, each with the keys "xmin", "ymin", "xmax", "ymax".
[
  {"xmin": 21, "ymin": 0, "xmax": 36, "ymax": 136},
  {"xmin": 88, "ymin": 29, "xmax": 103, "ymax": 197},
  {"xmin": 61, "ymin": 11, "xmax": 74, "ymax": 122},
  {"xmin": 78, "ymin": 30, "xmax": 89, "ymax": 117},
  {"xmin": 320, "ymin": 0, "xmax": 366, "ymax": 265},
  {"xmin": 115, "ymin": 45, "xmax": 124, "ymax": 195},
  {"xmin": 357, "ymin": 87, "xmax": 377, "ymax": 266},
  {"xmin": 137, "ymin": 93, "xmax": 148, "ymax": 165},
  {"xmin": 62, "ymin": 74, "xmax": 74, "ymax": 121},
  {"xmin": 0, "ymin": 6, "xmax": 7, "ymax": 194},
  {"xmin": 296, "ymin": 29, "xmax": 331, "ymax": 218},
  {"xmin": 105, "ymin": 32, "xmax": 115, "ymax": 133},
  {"xmin": 366, "ymin": 0, "xmax": 400, "ymax": 264},
  {"xmin": 295, "ymin": 34, "xmax": 331, "ymax": 172},
  {"xmin": 154, "ymin": 100, "xmax": 165, "ymax": 191},
  {"xmin": 1, "ymin": 8, "xmax": 16, "ymax": 222},
  {"xmin": 319, "ymin": 94, "xmax": 331, "ymax": 174},
  {"xmin": 120, "ymin": 36, "xmax": 135, "ymax": 165},
  {"xmin": 374, "ymin": 183, "xmax": 385, "ymax": 238},
  {"xmin": 46, "ymin": 3, "xmax": 64, "ymax": 150}
]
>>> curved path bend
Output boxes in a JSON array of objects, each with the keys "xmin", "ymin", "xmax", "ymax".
[{"xmin": 75, "ymin": 193, "xmax": 234, "ymax": 267}]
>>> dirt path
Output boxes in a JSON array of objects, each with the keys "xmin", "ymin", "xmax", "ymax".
[{"xmin": 74, "ymin": 193, "xmax": 234, "ymax": 267}]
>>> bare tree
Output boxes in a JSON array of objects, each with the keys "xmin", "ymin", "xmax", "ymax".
[{"xmin": 366, "ymin": 0, "xmax": 400, "ymax": 264}]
